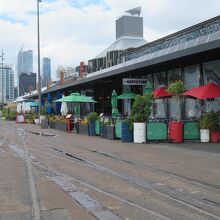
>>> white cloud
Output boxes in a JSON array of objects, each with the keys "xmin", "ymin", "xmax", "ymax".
[{"xmin": 0, "ymin": 0, "xmax": 220, "ymax": 80}]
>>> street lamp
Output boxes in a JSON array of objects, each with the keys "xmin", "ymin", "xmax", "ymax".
[
  {"xmin": 37, "ymin": 0, "xmax": 41, "ymax": 117},
  {"xmin": 0, "ymin": 50, "xmax": 4, "ymax": 110}
]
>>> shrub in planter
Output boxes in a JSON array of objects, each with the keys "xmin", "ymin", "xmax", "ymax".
[
  {"xmin": 87, "ymin": 112, "xmax": 98, "ymax": 136},
  {"xmin": 208, "ymin": 111, "xmax": 220, "ymax": 143},
  {"xmin": 78, "ymin": 119, "xmax": 89, "ymax": 135},
  {"xmin": 167, "ymin": 80, "xmax": 185, "ymax": 143},
  {"xmin": 131, "ymin": 94, "xmax": 153, "ymax": 143},
  {"xmin": 198, "ymin": 113, "xmax": 211, "ymax": 143},
  {"xmin": 25, "ymin": 114, "xmax": 34, "ymax": 124}
]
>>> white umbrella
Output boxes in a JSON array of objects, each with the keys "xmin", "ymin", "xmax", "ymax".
[
  {"xmin": 16, "ymin": 103, "xmax": 22, "ymax": 113},
  {"xmin": 22, "ymin": 102, "xmax": 26, "ymax": 113},
  {"xmin": 61, "ymin": 102, "xmax": 68, "ymax": 116}
]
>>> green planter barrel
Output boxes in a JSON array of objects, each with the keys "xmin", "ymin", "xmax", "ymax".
[
  {"xmin": 147, "ymin": 122, "xmax": 167, "ymax": 141},
  {"xmin": 115, "ymin": 120, "xmax": 122, "ymax": 139},
  {"xmin": 184, "ymin": 122, "xmax": 200, "ymax": 140},
  {"xmin": 95, "ymin": 119, "xmax": 100, "ymax": 135}
]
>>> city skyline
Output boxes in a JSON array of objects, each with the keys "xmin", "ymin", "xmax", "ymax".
[{"xmin": 0, "ymin": 0, "xmax": 220, "ymax": 80}]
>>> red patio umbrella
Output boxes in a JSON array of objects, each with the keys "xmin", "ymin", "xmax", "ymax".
[
  {"xmin": 183, "ymin": 82, "xmax": 220, "ymax": 99},
  {"xmin": 153, "ymin": 87, "xmax": 172, "ymax": 98}
]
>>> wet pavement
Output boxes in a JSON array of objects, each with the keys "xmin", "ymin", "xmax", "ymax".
[{"xmin": 0, "ymin": 120, "xmax": 220, "ymax": 220}]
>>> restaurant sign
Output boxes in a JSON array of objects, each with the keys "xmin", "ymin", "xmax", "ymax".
[{"xmin": 123, "ymin": 78, "xmax": 149, "ymax": 85}]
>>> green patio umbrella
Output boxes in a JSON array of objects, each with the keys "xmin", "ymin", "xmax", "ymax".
[
  {"xmin": 111, "ymin": 90, "xmax": 119, "ymax": 117},
  {"xmin": 117, "ymin": 91, "xmax": 137, "ymax": 100},
  {"xmin": 55, "ymin": 92, "xmax": 96, "ymax": 103},
  {"xmin": 144, "ymin": 81, "xmax": 153, "ymax": 95}
]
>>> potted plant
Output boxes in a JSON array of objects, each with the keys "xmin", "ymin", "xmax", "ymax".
[
  {"xmin": 87, "ymin": 112, "xmax": 98, "ymax": 136},
  {"xmin": 131, "ymin": 94, "xmax": 153, "ymax": 143},
  {"xmin": 104, "ymin": 120, "xmax": 115, "ymax": 140},
  {"xmin": 167, "ymin": 80, "xmax": 185, "ymax": 143},
  {"xmin": 25, "ymin": 114, "xmax": 34, "ymax": 124},
  {"xmin": 34, "ymin": 114, "xmax": 40, "ymax": 125},
  {"xmin": 78, "ymin": 118, "xmax": 89, "ymax": 135},
  {"xmin": 55, "ymin": 116, "xmax": 67, "ymax": 131},
  {"xmin": 208, "ymin": 111, "xmax": 220, "ymax": 143},
  {"xmin": 198, "ymin": 113, "xmax": 211, "ymax": 143}
]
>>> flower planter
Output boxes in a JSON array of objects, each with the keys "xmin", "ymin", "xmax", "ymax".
[
  {"xmin": 26, "ymin": 119, "xmax": 34, "ymax": 124},
  {"xmin": 147, "ymin": 122, "xmax": 167, "ymax": 141},
  {"xmin": 168, "ymin": 121, "xmax": 183, "ymax": 143},
  {"xmin": 210, "ymin": 131, "xmax": 219, "ymax": 143},
  {"xmin": 121, "ymin": 121, "xmax": 133, "ymax": 142},
  {"xmin": 133, "ymin": 122, "xmax": 146, "ymax": 143},
  {"xmin": 89, "ymin": 121, "xmax": 96, "ymax": 136},
  {"xmin": 105, "ymin": 125, "xmax": 115, "ymax": 140},
  {"xmin": 184, "ymin": 122, "xmax": 200, "ymax": 140},
  {"xmin": 100, "ymin": 125, "xmax": 107, "ymax": 138},
  {"xmin": 55, "ymin": 122, "xmax": 67, "ymax": 132},
  {"xmin": 49, "ymin": 121, "xmax": 56, "ymax": 129},
  {"xmin": 200, "ymin": 129, "xmax": 210, "ymax": 143},
  {"xmin": 78, "ymin": 124, "xmax": 89, "ymax": 135},
  {"xmin": 41, "ymin": 119, "xmax": 48, "ymax": 129},
  {"xmin": 34, "ymin": 118, "xmax": 40, "ymax": 125}
]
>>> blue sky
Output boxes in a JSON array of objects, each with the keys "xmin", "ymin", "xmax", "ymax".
[{"xmin": 0, "ymin": 0, "xmax": 220, "ymax": 81}]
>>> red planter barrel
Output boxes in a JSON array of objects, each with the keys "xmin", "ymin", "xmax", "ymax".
[
  {"xmin": 168, "ymin": 122, "xmax": 183, "ymax": 143},
  {"xmin": 210, "ymin": 131, "xmax": 220, "ymax": 143}
]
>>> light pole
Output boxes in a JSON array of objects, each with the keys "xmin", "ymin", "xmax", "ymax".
[
  {"xmin": 0, "ymin": 50, "xmax": 4, "ymax": 110},
  {"xmin": 37, "ymin": 0, "xmax": 41, "ymax": 117}
]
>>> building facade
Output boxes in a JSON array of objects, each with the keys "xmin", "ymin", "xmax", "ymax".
[
  {"xmin": 0, "ymin": 65, "xmax": 14, "ymax": 103},
  {"xmin": 19, "ymin": 73, "xmax": 36, "ymax": 96},
  {"xmin": 42, "ymin": 57, "xmax": 51, "ymax": 87},
  {"xmin": 17, "ymin": 49, "xmax": 33, "ymax": 76}
]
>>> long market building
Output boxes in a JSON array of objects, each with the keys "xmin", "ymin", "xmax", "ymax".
[{"xmin": 28, "ymin": 14, "xmax": 220, "ymax": 120}]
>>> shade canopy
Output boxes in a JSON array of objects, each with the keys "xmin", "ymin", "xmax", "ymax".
[
  {"xmin": 55, "ymin": 92, "xmax": 96, "ymax": 103},
  {"xmin": 117, "ymin": 91, "xmax": 137, "ymax": 100},
  {"xmin": 153, "ymin": 87, "xmax": 172, "ymax": 98},
  {"xmin": 29, "ymin": 102, "xmax": 39, "ymax": 107},
  {"xmin": 145, "ymin": 81, "xmax": 153, "ymax": 95},
  {"xmin": 183, "ymin": 82, "xmax": 220, "ymax": 99},
  {"xmin": 56, "ymin": 91, "xmax": 62, "ymax": 113},
  {"xmin": 111, "ymin": 90, "xmax": 119, "ymax": 117},
  {"xmin": 5, "ymin": 103, "xmax": 17, "ymax": 109}
]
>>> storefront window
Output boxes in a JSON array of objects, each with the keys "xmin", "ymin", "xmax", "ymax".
[
  {"xmin": 184, "ymin": 98, "xmax": 201, "ymax": 119},
  {"xmin": 184, "ymin": 65, "xmax": 200, "ymax": 89},
  {"xmin": 203, "ymin": 59, "xmax": 220, "ymax": 85},
  {"xmin": 169, "ymin": 98, "xmax": 181, "ymax": 120},
  {"xmin": 168, "ymin": 68, "xmax": 181, "ymax": 85},
  {"xmin": 154, "ymin": 71, "xmax": 166, "ymax": 89},
  {"xmin": 154, "ymin": 99, "xmax": 167, "ymax": 118}
]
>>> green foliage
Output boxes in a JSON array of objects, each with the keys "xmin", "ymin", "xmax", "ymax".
[
  {"xmin": 87, "ymin": 112, "xmax": 98, "ymax": 122},
  {"xmin": 40, "ymin": 107, "xmax": 47, "ymax": 116},
  {"xmin": 167, "ymin": 80, "xmax": 185, "ymax": 96},
  {"xmin": 167, "ymin": 80, "xmax": 185, "ymax": 121},
  {"xmin": 1, "ymin": 109, "xmax": 8, "ymax": 117},
  {"xmin": 125, "ymin": 116, "xmax": 134, "ymax": 130},
  {"xmin": 25, "ymin": 114, "xmax": 34, "ymax": 120},
  {"xmin": 198, "ymin": 112, "xmax": 220, "ymax": 130},
  {"xmin": 130, "ymin": 94, "xmax": 153, "ymax": 123}
]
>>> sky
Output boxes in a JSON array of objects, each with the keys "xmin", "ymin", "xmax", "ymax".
[{"xmin": 0, "ymin": 0, "xmax": 220, "ymax": 80}]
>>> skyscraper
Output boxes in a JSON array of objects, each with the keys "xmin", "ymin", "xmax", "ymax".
[
  {"xmin": 0, "ymin": 65, "xmax": 14, "ymax": 103},
  {"xmin": 17, "ymin": 49, "xmax": 33, "ymax": 76},
  {"xmin": 42, "ymin": 57, "xmax": 51, "ymax": 87},
  {"xmin": 19, "ymin": 73, "xmax": 36, "ymax": 96}
]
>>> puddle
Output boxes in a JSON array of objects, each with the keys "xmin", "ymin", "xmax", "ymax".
[{"xmin": 26, "ymin": 130, "xmax": 56, "ymax": 137}]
